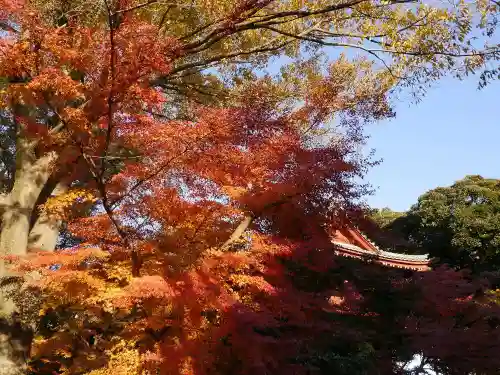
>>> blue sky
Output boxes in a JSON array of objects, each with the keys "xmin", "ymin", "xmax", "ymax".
[{"xmin": 363, "ymin": 75, "xmax": 499, "ymax": 211}]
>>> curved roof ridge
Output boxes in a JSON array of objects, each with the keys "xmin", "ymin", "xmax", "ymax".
[
  {"xmin": 350, "ymin": 225, "xmax": 429, "ymax": 261},
  {"xmin": 332, "ymin": 241, "xmax": 429, "ymax": 265}
]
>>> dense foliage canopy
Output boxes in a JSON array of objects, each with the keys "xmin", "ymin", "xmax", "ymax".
[
  {"xmin": 372, "ymin": 176, "xmax": 500, "ymax": 272},
  {"xmin": 0, "ymin": 0, "xmax": 499, "ymax": 374}
]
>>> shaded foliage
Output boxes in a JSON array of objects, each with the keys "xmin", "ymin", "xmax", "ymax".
[{"xmin": 358, "ymin": 209, "xmax": 422, "ymax": 255}]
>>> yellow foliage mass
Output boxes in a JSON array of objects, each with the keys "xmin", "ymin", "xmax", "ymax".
[
  {"xmin": 40, "ymin": 188, "xmax": 97, "ymax": 220},
  {"xmin": 85, "ymin": 340, "xmax": 142, "ymax": 375}
]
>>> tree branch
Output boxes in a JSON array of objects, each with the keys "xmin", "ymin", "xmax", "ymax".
[
  {"xmin": 169, "ymin": 39, "xmax": 291, "ymax": 75},
  {"xmin": 180, "ymin": 0, "xmax": 369, "ymax": 54},
  {"xmin": 219, "ymin": 215, "xmax": 254, "ymax": 250},
  {"xmin": 101, "ymin": 0, "xmax": 117, "ymax": 182},
  {"xmin": 79, "ymin": 145, "xmax": 142, "ymax": 276},
  {"xmin": 168, "ymin": 0, "xmax": 427, "ymax": 79},
  {"xmin": 109, "ymin": 147, "xmax": 189, "ymax": 210},
  {"xmin": 218, "ymin": 191, "xmax": 306, "ymax": 250},
  {"xmin": 311, "ymin": 11, "xmax": 431, "ymax": 40},
  {"xmin": 169, "ymin": 19, "xmax": 327, "ymax": 77},
  {"xmin": 113, "ymin": 0, "xmax": 159, "ymax": 15}
]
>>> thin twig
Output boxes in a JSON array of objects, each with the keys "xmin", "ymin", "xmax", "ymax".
[
  {"xmin": 113, "ymin": 0, "xmax": 159, "ymax": 15},
  {"xmin": 84, "ymin": 154, "xmax": 143, "ymax": 160},
  {"xmin": 101, "ymin": 0, "xmax": 117, "ymax": 181},
  {"xmin": 109, "ymin": 147, "xmax": 188, "ymax": 210}
]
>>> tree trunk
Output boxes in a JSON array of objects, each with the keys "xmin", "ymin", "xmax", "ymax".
[
  {"xmin": 0, "ymin": 137, "xmax": 58, "ymax": 257},
  {"xmin": 0, "ymin": 136, "xmax": 60, "ymax": 374},
  {"xmin": 0, "ymin": 302, "xmax": 34, "ymax": 375},
  {"xmin": 28, "ymin": 182, "xmax": 67, "ymax": 251},
  {"xmin": 0, "ymin": 272, "xmax": 38, "ymax": 375}
]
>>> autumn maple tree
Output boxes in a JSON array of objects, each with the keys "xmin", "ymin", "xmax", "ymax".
[{"xmin": 0, "ymin": 0, "xmax": 499, "ymax": 374}]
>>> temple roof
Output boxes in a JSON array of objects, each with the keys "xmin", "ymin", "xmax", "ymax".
[{"xmin": 331, "ymin": 225, "xmax": 430, "ymax": 271}]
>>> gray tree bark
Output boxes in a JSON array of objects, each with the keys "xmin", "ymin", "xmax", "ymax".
[
  {"xmin": 0, "ymin": 281, "xmax": 35, "ymax": 375},
  {"xmin": 0, "ymin": 136, "xmax": 58, "ymax": 257},
  {"xmin": 0, "ymin": 135, "xmax": 61, "ymax": 374},
  {"xmin": 220, "ymin": 215, "xmax": 254, "ymax": 250},
  {"xmin": 28, "ymin": 182, "xmax": 68, "ymax": 251}
]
